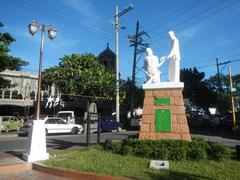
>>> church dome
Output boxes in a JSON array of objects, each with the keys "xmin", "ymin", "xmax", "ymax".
[{"xmin": 98, "ymin": 43, "xmax": 116, "ymax": 69}]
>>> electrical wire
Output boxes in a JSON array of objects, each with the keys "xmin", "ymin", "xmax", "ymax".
[
  {"xmin": 150, "ymin": 0, "xmax": 228, "ymax": 43},
  {"xmin": 145, "ymin": 0, "xmax": 207, "ymax": 33},
  {"xmin": 150, "ymin": 0, "xmax": 240, "ymax": 46},
  {"xmin": 9, "ymin": 0, "xmax": 128, "ymax": 43}
]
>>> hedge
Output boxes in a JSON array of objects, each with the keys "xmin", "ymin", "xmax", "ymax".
[{"xmin": 105, "ymin": 137, "xmax": 231, "ymax": 161}]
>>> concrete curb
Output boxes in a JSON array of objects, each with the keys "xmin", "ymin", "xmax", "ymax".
[
  {"xmin": 32, "ymin": 162, "xmax": 130, "ymax": 180},
  {"xmin": 0, "ymin": 163, "xmax": 32, "ymax": 175},
  {"xmin": 0, "ymin": 134, "xmax": 18, "ymax": 138}
]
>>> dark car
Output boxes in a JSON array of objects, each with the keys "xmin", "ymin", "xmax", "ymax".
[
  {"xmin": 100, "ymin": 119, "xmax": 123, "ymax": 132},
  {"xmin": 188, "ymin": 114, "xmax": 211, "ymax": 128}
]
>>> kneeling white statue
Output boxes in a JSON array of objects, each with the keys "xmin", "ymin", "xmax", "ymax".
[{"xmin": 144, "ymin": 48, "xmax": 165, "ymax": 84}]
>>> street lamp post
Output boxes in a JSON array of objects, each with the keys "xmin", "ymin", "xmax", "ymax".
[
  {"xmin": 28, "ymin": 20, "xmax": 57, "ymax": 120},
  {"xmin": 23, "ymin": 20, "xmax": 56, "ymax": 162}
]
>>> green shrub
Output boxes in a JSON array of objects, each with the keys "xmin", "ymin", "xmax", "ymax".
[
  {"xmin": 208, "ymin": 142, "xmax": 231, "ymax": 161},
  {"xmin": 187, "ymin": 147, "xmax": 208, "ymax": 161},
  {"xmin": 190, "ymin": 137, "xmax": 210, "ymax": 149},
  {"xmin": 111, "ymin": 142, "xmax": 123, "ymax": 154},
  {"xmin": 232, "ymin": 125, "xmax": 240, "ymax": 136},
  {"xmin": 104, "ymin": 140, "xmax": 123, "ymax": 154},
  {"xmin": 122, "ymin": 139, "xmax": 155, "ymax": 157},
  {"xmin": 153, "ymin": 147, "xmax": 170, "ymax": 160},
  {"xmin": 104, "ymin": 138, "xmax": 232, "ymax": 162},
  {"xmin": 169, "ymin": 147, "xmax": 187, "ymax": 160},
  {"xmin": 187, "ymin": 137, "xmax": 209, "ymax": 161}
]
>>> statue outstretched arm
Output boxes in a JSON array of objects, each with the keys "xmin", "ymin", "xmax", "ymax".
[
  {"xmin": 167, "ymin": 48, "xmax": 175, "ymax": 59},
  {"xmin": 158, "ymin": 56, "xmax": 166, "ymax": 67}
]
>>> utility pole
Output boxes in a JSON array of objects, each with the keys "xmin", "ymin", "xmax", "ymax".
[
  {"xmin": 128, "ymin": 21, "xmax": 149, "ymax": 118},
  {"xmin": 130, "ymin": 21, "xmax": 139, "ymax": 119},
  {"xmin": 216, "ymin": 58, "xmax": 221, "ymax": 92},
  {"xmin": 228, "ymin": 65, "xmax": 236, "ymax": 127},
  {"xmin": 216, "ymin": 58, "xmax": 230, "ymax": 92},
  {"xmin": 107, "ymin": 4, "xmax": 133, "ymax": 122}
]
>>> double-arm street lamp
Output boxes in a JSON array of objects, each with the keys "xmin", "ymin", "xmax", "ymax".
[{"xmin": 28, "ymin": 20, "xmax": 57, "ymax": 120}]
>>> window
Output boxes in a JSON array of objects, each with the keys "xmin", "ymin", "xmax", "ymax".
[
  {"xmin": 30, "ymin": 91, "xmax": 35, "ymax": 100},
  {"xmin": 57, "ymin": 119, "xmax": 67, "ymax": 124},
  {"xmin": 111, "ymin": 60, "xmax": 114, "ymax": 68},
  {"xmin": 45, "ymin": 119, "xmax": 56, "ymax": 124},
  {"xmin": 103, "ymin": 60, "xmax": 108, "ymax": 67},
  {"xmin": 17, "ymin": 94, "xmax": 23, "ymax": 99},
  {"xmin": 4, "ymin": 90, "xmax": 10, "ymax": 99},
  {"xmin": 12, "ymin": 90, "xmax": 18, "ymax": 99}
]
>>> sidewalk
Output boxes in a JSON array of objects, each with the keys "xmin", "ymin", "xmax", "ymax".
[{"xmin": 0, "ymin": 151, "xmax": 68, "ymax": 179}]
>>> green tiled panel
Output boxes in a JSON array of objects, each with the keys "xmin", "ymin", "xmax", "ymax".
[
  {"xmin": 155, "ymin": 109, "xmax": 171, "ymax": 132},
  {"xmin": 155, "ymin": 98, "xmax": 170, "ymax": 105}
]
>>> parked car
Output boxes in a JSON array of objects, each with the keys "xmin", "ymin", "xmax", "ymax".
[
  {"xmin": 130, "ymin": 115, "xmax": 142, "ymax": 127},
  {"xmin": 0, "ymin": 116, "xmax": 23, "ymax": 132},
  {"xmin": 57, "ymin": 111, "xmax": 75, "ymax": 124},
  {"xmin": 19, "ymin": 117, "xmax": 83, "ymax": 136},
  {"xmin": 188, "ymin": 114, "xmax": 211, "ymax": 128},
  {"xmin": 100, "ymin": 119, "xmax": 123, "ymax": 132}
]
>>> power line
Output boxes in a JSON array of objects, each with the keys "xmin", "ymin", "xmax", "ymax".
[
  {"xmin": 21, "ymin": 0, "xmax": 119, "ymax": 38},
  {"xmin": 145, "ymin": 0, "xmax": 207, "ymax": 33},
  {"xmin": 174, "ymin": 0, "xmax": 240, "ymax": 34},
  {"xmin": 150, "ymin": 0, "xmax": 228, "ymax": 43},
  {"xmin": 10, "ymin": 0, "xmax": 128, "ymax": 43},
  {"xmin": 149, "ymin": 0, "xmax": 240, "ymax": 49}
]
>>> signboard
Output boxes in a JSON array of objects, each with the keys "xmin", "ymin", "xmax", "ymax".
[
  {"xmin": 155, "ymin": 109, "xmax": 171, "ymax": 132},
  {"xmin": 89, "ymin": 103, "xmax": 98, "ymax": 121}
]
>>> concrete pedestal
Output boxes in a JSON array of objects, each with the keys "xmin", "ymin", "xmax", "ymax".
[
  {"xmin": 139, "ymin": 82, "xmax": 191, "ymax": 141},
  {"xmin": 22, "ymin": 120, "xmax": 49, "ymax": 162}
]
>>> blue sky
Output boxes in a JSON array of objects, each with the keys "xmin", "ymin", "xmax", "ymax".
[{"xmin": 1, "ymin": 0, "xmax": 240, "ymax": 85}]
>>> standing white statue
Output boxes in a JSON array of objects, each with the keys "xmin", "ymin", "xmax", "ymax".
[
  {"xmin": 53, "ymin": 96, "xmax": 60, "ymax": 107},
  {"xmin": 144, "ymin": 48, "xmax": 165, "ymax": 84},
  {"xmin": 167, "ymin": 31, "xmax": 181, "ymax": 82}
]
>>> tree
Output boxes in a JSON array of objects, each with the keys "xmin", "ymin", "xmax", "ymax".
[
  {"xmin": 120, "ymin": 78, "xmax": 144, "ymax": 110},
  {"xmin": 180, "ymin": 67, "xmax": 217, "ymax": 111},
  {"xmin": 42, "ymin": 53, "xmax": 115, "ymax": 101},
  {"xmin": 206, "ymin": 73, "xmax": 240, "ymax": 113},
  {"xmin": 206, "ymin": 73, "xmax": 229, "ymax": 92},
  {"xmin": 0, "ymin": 22, "xmax": 28, "ymax": 88}
]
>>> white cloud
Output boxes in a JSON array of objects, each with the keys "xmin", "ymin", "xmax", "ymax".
[
  {"xmin": 62, "ymin": 0, "xmax": 100, "ymax": 24},
  {"xmin": 180, "ymin": 27, "xmax": 198, "ymax": 39}
]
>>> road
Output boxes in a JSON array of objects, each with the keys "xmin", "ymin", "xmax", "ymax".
[
  {"xmin": 0, "ymin": 131, "xmax": 239, "ymax": 152},
  {"xmin": 0, "ymin": 131, "xmax": 138, "ymax": 152}
]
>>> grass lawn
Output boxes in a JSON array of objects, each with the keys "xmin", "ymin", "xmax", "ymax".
[{"xmin": 44, "ymin": 146, "xmax": 240, "ymax": 180}]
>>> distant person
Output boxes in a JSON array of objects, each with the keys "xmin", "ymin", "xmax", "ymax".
[{"xmin": 167, "ymin": 31, "xmax": 181, "ymax": 82}]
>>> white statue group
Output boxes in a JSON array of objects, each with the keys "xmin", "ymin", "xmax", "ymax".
[
  {"xmin": 45, "ymin": 96, "xmax": 60, "ymax": 108},
  {"xmin": 144, "ymin": 31, "xmax": 180, "ymax": 84}
]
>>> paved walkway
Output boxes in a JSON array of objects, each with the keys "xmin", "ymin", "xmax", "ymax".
[
  {"xmin": 0, "ymin": 170, "xmax": 69, "ymax": 180},
  {"xmin": 0, "ymin": 151, "xmax": 24, "ymax": 166},
  {"xmin": 0, "ymin": 151, "xmax": 69, "ymax": 180}
]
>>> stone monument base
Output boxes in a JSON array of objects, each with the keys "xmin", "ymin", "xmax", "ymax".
[
  {"xmin": 22, "ymin": 120, "xmax": 49, "ymax": 162},
  {"xmin": 139, "ymin": 82, "xmax": 191, "ymax": 141}
]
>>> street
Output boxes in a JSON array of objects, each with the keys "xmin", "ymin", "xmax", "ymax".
[
  {"xmin": 0, "ymin": 131, "xmax": 138, "ymax": 152},
  {"xmin": 0, "ymin": 131, "xmax": 240, "ymax": 152}
]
